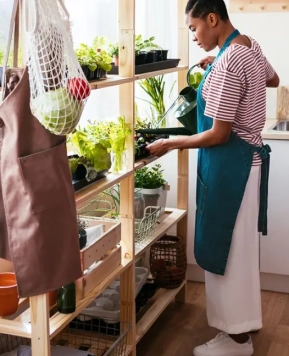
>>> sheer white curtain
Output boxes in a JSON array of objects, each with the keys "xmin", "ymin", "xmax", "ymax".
[{"xmin": 65, "ymin": 0, "xmax": 180, "ymax": 125}]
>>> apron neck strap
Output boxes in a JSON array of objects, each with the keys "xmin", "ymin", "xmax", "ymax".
[{"xmin": 216, "ymin": 29, "xmax": 240, "ymax": 60}]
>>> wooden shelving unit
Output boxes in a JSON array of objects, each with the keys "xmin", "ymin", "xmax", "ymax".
[{"xmin": 0, "ymin": 0, "xmax": 189, "ymax": 355}]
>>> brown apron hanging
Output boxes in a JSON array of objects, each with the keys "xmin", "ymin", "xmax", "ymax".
[{"xmin": 0, "ymin": 0, "xmax": 82, "ymax": 297}]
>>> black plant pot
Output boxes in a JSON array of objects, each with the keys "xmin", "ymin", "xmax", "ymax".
[
  {"xmin": 161, "ymin": 50, "xmax": 169, "ymax": 60},
  {"xmin": 69, "ymin": 155, "xmax": 87, "ymax": 181},
  {"xmin": 145, "ymin": 51, "xmax": 157, "ymax": 64},
  {"xmin": 79, "ymin": 228, "xmax": 87, "ymax": 250},
  {"xmin": 135, "ymin": 52, "xmax": 147, "ymax": 65},
  {"xmin": 94, "ymin": 67, "xmax": 107, "ymax": 80},
  {"xmin": 81, "ymin": 65, "xmax": 90, "ymax": 80}
]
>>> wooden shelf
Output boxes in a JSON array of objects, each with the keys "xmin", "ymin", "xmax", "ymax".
[
  {"xmin": 75, "ymin": 170, "xmax": 133, "ymax": 209},
  {"xmin": 135, "ymin": 65, "xmax": 188, "ymax": 80},
  {"xmin": 0, "ymin": 258, "xmax": 132, "ymax": 339},
  {"xmin": 229, "ymin": 0, "xmax": 289, "ymax": 12},
  {"xmin": 135, "ymin": 208, "xmax": 187, "ymax": 258},
  {"xmin": 88, "ymin": 65, "xmax": 189, "ymax": 91},
  {"xmin": 134, "ymin": 155, "xmax": 160, "ymax": 171},
  {"xmin": 49, "ymin": 257, "xmax": 132, "ymax": 339},
  {"xmin": 89, "ymin": 75, "xmax": 133, "ymax": 89},
  {"xmin": 136, "ymin": 281, "xmax": 186, "ymax": 343}
]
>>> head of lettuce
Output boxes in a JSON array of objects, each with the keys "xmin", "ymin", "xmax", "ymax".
[{"xmin": 32, "ymin": 88, "xmax": 83, "ymax": 135}]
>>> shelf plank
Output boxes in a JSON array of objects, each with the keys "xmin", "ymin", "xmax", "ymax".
[
  {"xmin": 89, "ymin": 75, "xmax": 133, "ymax": 90},
  {"xmin": 135, "ymin": 208, "xmax": 187, "ymax": 258},
  {"xmin": 75, "ymin": 170, "xmax": 133, "ymax": 209},
  {"xmin": 0, "ymin": 319, "xmax": 31, "ymax": 338},
  {"xmin": 229, "ymin": 0, "xmax": 289, "ymax": 12},
  {"xmin": 134, "ymin": 156, "xmax": 160, "ymax": 171},
  {"xmin": 135, "ymin": 65, "xmax": 188, "ymax": 80},
  {"xmin": 136, "ymin": 281, "xmax": 186, "ymax": 343},
  {"xmin": 49, "ymin": 258, "xmax": 132, "ymax": 339}
]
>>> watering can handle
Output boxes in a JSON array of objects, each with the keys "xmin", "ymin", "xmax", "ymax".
[{"xmin": 187, "ymin": 63, "xmax": 201, "ymax": 86}]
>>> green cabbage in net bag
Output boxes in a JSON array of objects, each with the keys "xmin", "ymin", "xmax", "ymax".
[{"xmin": 32, "ymin": 88, "xmax": 83, "ymax": 135}]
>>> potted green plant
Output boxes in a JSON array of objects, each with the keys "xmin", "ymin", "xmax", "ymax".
[
  {"xmin": 134, "ymin": 164, "xmax": 168, "ymax": 210},
  {"xmin": 92, "ymin": 36, "xmax": 113, "ymax": 78},
  {"xmin": 69, "ymin": 128, "xmax": 112, "ymax": 181},
  {"xmin": 108, "ymin": 42, "xmax": 119, "ymax": 66},
  {"xmin": 87, "ymin": 116, "xmax": 131, "ymax": 174},
  {"xmin": 75, "ymin": 44, "xmax": 97, "ymax": 80},
  {"xmin": 94, "ymin": 50, "xmax": 113, "ymax": 79}
]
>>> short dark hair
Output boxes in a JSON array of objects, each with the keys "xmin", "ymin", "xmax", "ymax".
[{"xmin": 185, "ymin": 0, "xmax": 229, "ymax": 21}]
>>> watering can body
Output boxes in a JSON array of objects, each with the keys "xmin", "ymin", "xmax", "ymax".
[{"xmin": 136, "ymin": 64, "xmax": 202, "ymax": 136}]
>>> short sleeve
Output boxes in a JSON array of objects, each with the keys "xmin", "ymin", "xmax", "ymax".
[
  {"xmin": 263, "ymin": 56, "xmax": 275, "ymax": 81},
  {"xmin": 204, "ymin": 69, "xmax": 243, "ymax": 122}
]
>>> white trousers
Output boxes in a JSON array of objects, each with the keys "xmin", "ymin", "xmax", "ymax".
[{"xmin": 205, "ymin": 166, "xmax": 263, "ymax": 334}]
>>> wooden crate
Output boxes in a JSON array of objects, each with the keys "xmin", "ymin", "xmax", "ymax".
[{"xmin": 76, "ymin": 218, "xmax": 122, "ymax": 300}]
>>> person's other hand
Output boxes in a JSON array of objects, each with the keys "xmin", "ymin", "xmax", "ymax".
[
  {"xmin": 146, "ymin": 139, "xmax": 169, "ymax": 157},
  {"xmin": 199, "ymin": 56, "xmax": 215, "ymax": 70}
]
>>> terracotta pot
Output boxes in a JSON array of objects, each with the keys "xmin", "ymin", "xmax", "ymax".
[
  {"xmin": 48, "ymin": 290, "xmax": 58, "ymax": 307},
  {"xmin": 0, "ymin": 272, "xmax": 19, "ymax": 317}
]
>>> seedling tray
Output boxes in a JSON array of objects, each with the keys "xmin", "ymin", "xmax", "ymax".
[{"xmin": 108, "ymin": 59, "xmax": 181, "ymax": 75}]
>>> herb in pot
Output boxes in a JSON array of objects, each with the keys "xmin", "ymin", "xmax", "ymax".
[{"xmin": 135, "ymin": 164, "xmax": 166, "ymax": 189}]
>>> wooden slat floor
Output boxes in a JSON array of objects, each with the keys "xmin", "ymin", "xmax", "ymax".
[{"xmin": 137, "ymin": 282, "xmax": 289, "ymax": 356}]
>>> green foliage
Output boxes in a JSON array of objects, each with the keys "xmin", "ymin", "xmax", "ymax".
[
  {"xmin": 135, "ymin": 35, "xmax": 161, "ymax": 54},
  {"xmin": 75, "ymin": 43, "xmax": 113, "ymax": 72},
  {"xmin": 69, "ymin": 129, "xmax": 111, "ymax": 172},
  {"xmin": 135, "ymin": 164, "xmax": 166, "ymax": 189},
  {"xmin": 189, "ymin": 71, "xmax": 204, "ymax": 89}
]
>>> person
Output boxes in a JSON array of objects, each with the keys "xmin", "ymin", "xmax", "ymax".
[
  {"xmin": 7, "ymin": 73, "xmax": 20, "ymax": 93},
  {"xmin": 146, "ymin": 0, "xmax": 279, "ymax": 355}
]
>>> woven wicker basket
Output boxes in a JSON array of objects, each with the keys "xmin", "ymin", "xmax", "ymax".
[{"xmin": 150, "ymin": 235, "xmax": 187, "ymax": 289}]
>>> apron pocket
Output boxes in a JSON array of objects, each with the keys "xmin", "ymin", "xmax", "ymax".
[
  {"xmin": 18, "ymin": 141, "xmax": 71, "ymax": 215},
  {"xmin": 196, "ymin": 174, "xmax": 207, "ymax": 214}
]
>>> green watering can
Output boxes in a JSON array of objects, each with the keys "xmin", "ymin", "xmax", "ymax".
[{"xmin": 136, "ymin": 64, "xmax": 203, "ymax": 136}]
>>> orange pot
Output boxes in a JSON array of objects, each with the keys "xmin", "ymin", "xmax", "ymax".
[
  {"xmin": 0, "ymin": 272, "xmax": 19, "ymax": 317},
  {"xmin": 48, "ymin": 290, "xmax": 57, "ymax": 307}
]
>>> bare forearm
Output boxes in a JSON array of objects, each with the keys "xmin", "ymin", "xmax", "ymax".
[{"xmin": 165, "ymin": 129, "xmax": 228, "ymax": 151}]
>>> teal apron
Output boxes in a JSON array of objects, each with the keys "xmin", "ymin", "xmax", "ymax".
[{"xmin": 195, "ymin": 29, "xmax": 271, "ymax": 275}]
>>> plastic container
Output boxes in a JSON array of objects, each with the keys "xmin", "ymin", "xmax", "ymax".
[{"xmin": 0, "ymin": 272, "xmax": 19, "ymax": 317}]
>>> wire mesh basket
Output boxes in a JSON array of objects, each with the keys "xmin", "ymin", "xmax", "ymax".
[
  {"xmin": 135, "ymin": 206, "xmax": 161, "ymax": 245},
  {"xmin": 52, "ymin": 317, "xmax": 131, "ymax": 356},
  {"xmin": 0, "ymin": 334, "xmax": 30, "ymax": 354},
  {"xmin": 0, "ymin": 318, "xmax": 130, "ymax": 356}
]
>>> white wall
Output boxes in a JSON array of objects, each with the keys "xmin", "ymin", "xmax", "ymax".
[{"xmin": 163, "ymin": 3, "xmax": 286, "ymax": 266}]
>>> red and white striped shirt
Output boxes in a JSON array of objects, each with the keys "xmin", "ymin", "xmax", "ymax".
[{"xmin": 202, "ymin": 37, "xmax": 275, "ymax": 165}]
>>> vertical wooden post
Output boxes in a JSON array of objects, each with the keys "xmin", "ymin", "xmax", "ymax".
[
  {"xmin": 176, "ymin": 0, "xmax": 189, "ymax": 304},
  {"xmin": 30, "ymin": 294, "xmax": 51, "ymax": 356},
  {"xmin": 118, "ymin": 0, "xmax": 136, "ymax": 355}
]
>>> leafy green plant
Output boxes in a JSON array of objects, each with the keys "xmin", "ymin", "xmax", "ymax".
[
  {"xmin": 138, "ymin": 76, "xmax": 166, "ymax": 127},
  {"xmin": 95, "ymin": 50, "xmax": 113, "ymax": 72},
  {"xmin": 135, "ymin": 35, "xmax": 161, "ymax": 54},
  {"xmin": 75, "ymin": 44, "xmax": 97, "ymax": 71},
  {"xmin": 92, "ymin": 36, "xmax": 108, "ymax": 51},
  {"xmin": 108, "ymin": 42, "xmax": 119, "ymax": 57},
  {"xmin": 135, "ymin": 164, "xmax": 166, "ymax": 189},
  {"xmin": 189, "ymin": 71, "xmax": 204, "ymax": 89},
  {"xmin": 87, "ymin": 116, "xmax": 131, "ymax": 173},
  {"xmin": 69, "ymin": 129, "xmax": 111, "ymax": 172}
]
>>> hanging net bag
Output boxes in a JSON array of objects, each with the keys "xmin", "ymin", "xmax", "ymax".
[{"xmin": 23, "ymin": 0, "xmax": 91, "ymax": 135}]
